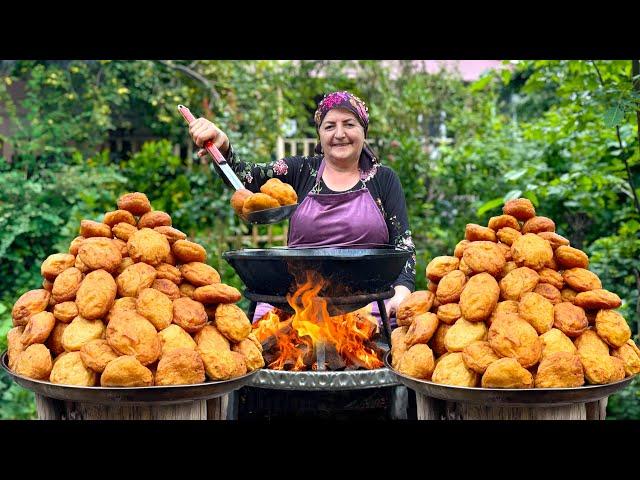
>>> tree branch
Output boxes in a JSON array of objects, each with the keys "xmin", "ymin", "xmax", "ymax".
[
  {"xmin": 157, "ymin": 60, "xmax": 221, "ymax": 111},
  {"xmin": 591, "ymin": 60, "xmax": 640, "ymax": 217}
]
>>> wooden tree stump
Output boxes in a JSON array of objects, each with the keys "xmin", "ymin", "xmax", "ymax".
[
  {"xmin": 415, "ymin": 394, "xmax": 609, "ymax": 420},
  {"xmin": 35, "ymin": 394, "xmax": 230, "ymax": 420}
]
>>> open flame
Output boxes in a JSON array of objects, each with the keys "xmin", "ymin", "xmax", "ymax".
[{"xmin": 252, "ymin": 273, "xmax": 384, "ymax": 371}]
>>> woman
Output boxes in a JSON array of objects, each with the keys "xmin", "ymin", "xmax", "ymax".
[{"xmin": 189, "ymin": 91, "xmax": 416, "ymax": 325}]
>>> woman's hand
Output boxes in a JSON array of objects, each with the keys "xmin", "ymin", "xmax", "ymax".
[
  {"xmin": 386, "ymin": 285, "xmax": 411, "ymax": 319},
  {"xmin": 188, "ymin": 117, "xmax": 230, "ymax": 157}
]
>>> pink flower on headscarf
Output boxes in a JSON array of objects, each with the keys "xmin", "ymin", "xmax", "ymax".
[{"xmin": 314, "ymin": 91, "xmax": 369, "ymax": 134}]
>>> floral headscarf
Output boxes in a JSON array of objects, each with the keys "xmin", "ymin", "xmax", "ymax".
[{"xmin": 313, "ymin": 91, "xmax": 379, "ymax": 176}]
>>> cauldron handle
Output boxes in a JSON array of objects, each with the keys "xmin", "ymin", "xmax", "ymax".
[{"xmin": 377, "ymin": 299, "xmax": 392, "ymax": 347}]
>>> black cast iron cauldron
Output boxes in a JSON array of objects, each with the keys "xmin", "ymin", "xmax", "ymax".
[{"xmin": 222, "ymin": 246, "xmax": 411, "ymax": 298}]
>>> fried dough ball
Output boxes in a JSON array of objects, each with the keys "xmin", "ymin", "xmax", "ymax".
[
  {"xmin": 116, "ymin": 262, "xmax": 157, "ymax": 297},
  {"xmin": 503, "ymin": 198, "xmax": 536, "ymax": 220},
  {"xmin": 537, "ymin": 268, "xmax": 563, "ymax": 289},
  {"xmin": 198, "ymin": 348, "xmax": 237, "ymax": 381},
  {"xmin": 62, "ymin": 316, "xmax": 106, "ymax": 351},
  {"xmin": 496, "ymin": 227, "xmax": 522, "ymax": 246},
  {"xmin": 533, "ymin": 283, "xmax": 562, "ymax": 305},
  {"xmin": 426, "ymin": 256, "xmax": 460, "ymax": 282},
  {"xmin": 136, "ymin": 288, "xmax": 173, "ymax": 331},
  {"xmin": 574, "ymin": 289, "xmax": 622, "ymax": 310},
  {"xmin": 428, "ymin": 323, "xmax": 451, "ymax": 358},
  {"xmin": 574, "ymin": 329, "xmax": 610, "ymax": 357},
  {"xmin": 537, "ymin": 231, "xmax": 570, "ymax": 249},
  {"xmin": 79, "ymin": 339, "xmax": 118, "ymax": 373},
  {"xmin": 432, "ymin": 351, "xmax": 478, "ymax": 387},
  {"xmin": 553, "ymin": 302, "xmax": 588, "ymax": 338},
  {"xmin": 232, "ymin": 339, "xmax": 265, "ymax": 371},
  {"xmin": 117, "ymin": 192, "xmax": 152, "ymax": 216},
  {"xmin": 50, "ymin": 351, "xmax": 97, "ymax": 386},
  {"xmin": 397, "ymin": 291, "xmax": 435, "ymax": 326},
  {"xmin": 465, "ymin": 224, "xmax": 497, "ymax": 242},
  {"xmin": 103, "ymin": 209, "xmax": 136, "ymax": 227},
  {"xmin": 481, "ymin": 357, "xmax": 533, "ymax": 388},
  {"xmin": 158, "ymin": 324, "xmax": 198, "ymax": 356},
  {"xmin": 555, "ymin": 245, "xmax": 588, "ymax": 269},
  {"xmin": 7, "ymin": 326, "xmax": 25, "ymax": 370},
  {"xmin": 112, "ymin": 222, "xmax": 138, "ymax": 242},
  {"xmin": 74, "ymin": 254, "xmax": 89, "ymax": 273},
  {"xmin": 459, "ymin": 272, "xmax": 500, "ymax": 322},
  {"xmin": 172, "ymin": 297, "xmax": 208, "ymax": 333},
  {"xmin": 580, "ymin": 353, "xmax": 625, "ymax": 385},
  {"xmin": 79, "ymin": 220, "xmax": 112, "ymax": 238},
  {"xmin": 454, "ymin": 240, "xmax": 470, "ymax": 258},
  {"xmin": 260, "ymin": 178, "xmax": 298, "ymax": 206},
  {"xmin": 458, "ymin": 259, "xmax": 473, "ymax": 276},
  {"xmin": 534, "ymin": 352, "xmax": 584, "ymax": 388},
  {"xmin": 488, "ymin": 300, "xmax": 520, "ymax": 326},
  {"xmin": 165, "ymin": 251, "xmax": 177, "ymax": 266},
  {"xmin": 154, "ymin": 226, "xmax": 187, "ymax": 244},
  {"xmin": 12, "ymin": 289, "xmax": 51, "ymax": 327},
  {"xmin": 100, "ymin": 355, "xmax": 153, "ymax": 387},
  {"xmin": 500, "ymin": 261, "xmax": 518, "ymax": 278},
  {"xmin": 112, "ymin": 239, "xmax": 129, "ymax": 258},
  {"xmin": 214, "ymin": 303, "xmax": 251, "ymax": 343},
  {"xmin": 155, "ymin": 348, "xmax": 206, "ymax": 385},
  {"xmin": 76, "ymin": 269, "xmax": 117, "ymax": 320},
  {"xmin": 172, "ymin": 239, "xmax": 207, "ymax": 263},
  {"xmin": 155, "ymin": 263, "xmax": 182, "ymax": 284},
  {"xmin": 488, "ymin": 313, "xmax": 541, "ymax": 368},
  {"xmin": 14, "ymin": 344, "xmax": 52, "ymax": 380},
  {"xmin": 78, "ymin": 237, "xmax": 122, "ymax": 273},
  {"xmin": 180, "ymin": 262, "xmax": 221, "ymax": 286},
  {"xmin": 518, "ymin": 292, "xmax": 554, "ymax": 335},
  {"xmin": 522, "ymin": 216, "xmax": 555, "ymax": 234},
  {"xmin": 194, "ymin": 324, "xmax": 231, "ymax": 352},
  {"xmin": 390, "ymin": 326, "xmax": 408, "ymax": 368},
  {"xmin": 53, "ymin": 301, "xmax": 79, "ymax": 323},
  {"xmin": 106, "ymin": 311, "xmax": 161, "ymax": 365},
  {"xmin": 20, "ymin": 311, "xmax": 56, "ymax": 347},
  {"xmin": 242, "ymin": 193, "xmax": 280, "ymax": 214},
  {"xmin": 152, "ymin": 279, "xmax": 181, "ymax": 301},
  {"xmin": 397, "ymin": 344, "xmax": 435, "ymax": 380},
  {"xmin": 511, "ymin": 233, "xmax": 553, "ymax": 271},
  {"xmin": 68, "ymin": 236, "xmax": 85, "ymax": 256},
  {"xmin": 539, "ymin": 328, "xmax": 577, "ymax": 361},
  {"xmin": 462, "ymin": 242, "xmax": 505, "ymax": 277},
  {"xmin": 444, "ymin": 318, "xmax": 488, "ymax": 352},
  {"xmin": 193, "ymin": 284, "xmax": 241, "ymax": 304},
  {"xmin": 179, "ymin": 283, "xmax": 197, "ymax": 299},
  {"xmin": 562, "ymin": 268, "xmax": 601, "ymax": 292},
  {"xmin": 106, "ymin": 297, "xmax": 138, "ymax": 323},
  {"xmin": 138, "ymin": 211, "xmax": 172, "ymax": 229},
  {"xmin": 436, "ymin": 270, "xmax": 466, "ymax": 304},
  {"xmin": 488, "ymin": 215, "xmax": 520, "ymax": 232},
  {"xmin": 115, "ymin": 257, "xmax": 135, "ymax": 277},
  {"xmin": 127, "ymin": 228, "xmax": 170, "ymax": 266},
  {"xmin": 41, "ymin": 253, "xmax": 76, "ymax": 281},
  {"xmin": 51, "ymin": 267, "xmax": 83, "ymax": 303},
  {"xmin": 561, "ymin": 287, "xmax": 578, "ymax": 303},
  {"xmin": 229, "ymin": 351, "xmax": 248, "ymax": 378},
  {"xmin": 594, "ymin": 309, "xmax": 631, "ymax": 348},
  {"xmin": 462, "ymin": 340, "xmax": 500, "ymax": 374},
  {"xmin": 436, "ymin": 303, "xmax": 462, "ymax": 325},
  {"xmin": 611, "ymin": 340, "xmax": 640, "ymax": 376},
  {"xmin": 404, "ymin": 312, "xmax": 439, "ymax": 346},
  {"xmin": 231, "ymin": 189, "xmax": 253, "ymax": 216},
  {"xmin": 496, "ymin": 242, "xmax": 512, "ymax": 262}
]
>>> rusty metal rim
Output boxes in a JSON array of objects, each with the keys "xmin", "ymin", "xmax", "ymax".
[
  {"xmin": 384, "ymin": 351, "xmax": 637, "ymax": 407},
  {"xmin": 1, "ymin": 352, "xmax": 259, "ymax": 406},
  {"xmin": 247, "ymin": 367, "xmax": 400, "ymax": 391}
]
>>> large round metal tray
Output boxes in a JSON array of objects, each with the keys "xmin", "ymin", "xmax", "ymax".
[
  {"xmin": 384, "ymin": 351, "xmax": 637, "ymax": 407},
  {"xmin": 248, "ymin": 367, "xmax": 400, "ymax": 391},
  {"xmin": 1, "ymin": 352, "xmax": 259, "ymax": 406}
]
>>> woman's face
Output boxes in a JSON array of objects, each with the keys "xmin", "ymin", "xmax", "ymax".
[{"xmin": 319, "ymin": 108, "xmax": 365, "ymax": 164}]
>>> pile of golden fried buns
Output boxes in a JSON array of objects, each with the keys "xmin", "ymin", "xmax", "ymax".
[
  {"xmin": 230, "ymin": 178, "xmax": 297, "ymax": 218},
  {"xmin": 392, "ymin": 198, "xmax": 640, "ymax": 389},
  {"xmin": 7, "ymin": 192, "xmax": 264, "ymax": 387}
]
